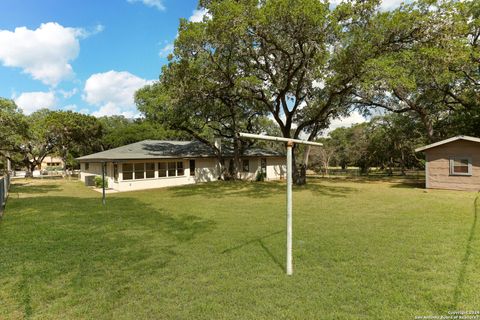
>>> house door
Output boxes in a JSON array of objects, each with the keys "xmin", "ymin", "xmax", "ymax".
[
  {"xmin": 261, "ymin": 158, "xmax": 267, "ymax": 177},
  {"xmin": 189, "ymin": 160, "xmax": 196, "ymax": 177}
]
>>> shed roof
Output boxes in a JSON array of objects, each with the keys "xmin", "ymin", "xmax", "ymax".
[
  {"xmin": 77, "ymin": 140, "xmax": 283, "ymax": 162},
  {"xmin": 415, "ymin": 135, "xmax": 480, "ymax": 152}
]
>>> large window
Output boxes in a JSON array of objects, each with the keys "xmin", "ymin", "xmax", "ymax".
[
  {"xmin": 146, "ymin": 163, "xmax": 155, "ymax": 178},
  {"xmin": 177, "ymin": 161, "xmax": 184, "ymax": 176},
  {"xmin": 167, "ymin": 161, "xmax": 176, "ymax": 177},
  {"xmin": 159, "ymin": 162, "xmax": 167, "ymax": 177},
  {"xmin": 114, "ymin": 164, "xmax": 118, "ymax": 182},
  {"xmin": 123, "ymin": 164, "xmax": 133, "ymax": 180},
  {"xmin": 134, "ymin": 163, "xmax": 145, "ymax": 179},
  {"xmin": 450, "ymin": 158, "xmax": 472, "ymax": 176}
]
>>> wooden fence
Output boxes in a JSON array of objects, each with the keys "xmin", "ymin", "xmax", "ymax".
[{"xmin": 0, "ymin": 175, "xmax": 10, "ymax": 218}]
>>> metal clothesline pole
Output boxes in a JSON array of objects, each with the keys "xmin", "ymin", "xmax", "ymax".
[{"xmin": 239, "ymin": 133, "xmax": 322, "ymax": 275}]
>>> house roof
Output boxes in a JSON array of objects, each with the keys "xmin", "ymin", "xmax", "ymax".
[
  {"xmin": 76, "ymin": 140, "xmax": 284, "ymax": 162},
  {"xmin": 415, "ymin": 135, "xmax": 480, "ymax": 152}
]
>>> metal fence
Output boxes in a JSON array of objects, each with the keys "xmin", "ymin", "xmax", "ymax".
[{"xmin": 0, "ymin": 174, "xmax": 10, "ymax": 218}]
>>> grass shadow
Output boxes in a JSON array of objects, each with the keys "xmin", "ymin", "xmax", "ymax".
[
  {"xmin": 222, "ymin": 230, "xmax": 284, "ymax": 271},
  {"xmin": 172, "ymin": 180, "xmax": 356, "ymax": 199},
  {"xmin": 452, "ymin": 193, "xmax": 479, "ymax": 308},
  {"xmin": 9, "ymin": 182, "xmax": 62, "ymax": 194}
]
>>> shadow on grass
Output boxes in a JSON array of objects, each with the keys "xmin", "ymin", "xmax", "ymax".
[
  {"xmin": 309, "ymin": 175, "xmax": 425, "ymax": 189},
  {"xmin": 222, "ymin": 230, "xmax": 284, "ymax": 271},
  {"xmin": 452, "ymin": 193, "xmax": 479, "ymax": 308},
  {"xmin": 10, "ymin": 182, "xmax": 62, "ymax": 194},
  {"xmin": 2, "ymin": 194, "xmax": 216, "ymax": 317},
  {"xmin": 172, "ymin": 180, "xmax": 356, "ymax": 199}
]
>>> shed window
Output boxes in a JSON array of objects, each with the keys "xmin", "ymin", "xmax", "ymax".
[{"xmin": 450, "ymin": 158, "xmax": 472, "ymax": 176}]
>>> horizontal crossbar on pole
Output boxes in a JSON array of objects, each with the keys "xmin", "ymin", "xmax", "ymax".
[{"xmin": 239, "ymin": 133, "xmax": 323, "ymax": 147}]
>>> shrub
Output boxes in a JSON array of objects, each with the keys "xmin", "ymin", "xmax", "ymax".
[
  {"xmin": 94, "ymin": 176, "xmax": 108, "ymax": 188},
  {"xmin": 255, "ymin": 171, "xmax": 266, "ymax": 182}
]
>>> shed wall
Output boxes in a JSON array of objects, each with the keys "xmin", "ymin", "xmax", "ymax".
[{"xmin": 425, "ymin": 140, "xmax": 480, "ymax": 191}]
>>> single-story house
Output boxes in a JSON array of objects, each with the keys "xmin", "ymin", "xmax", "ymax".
[
  {"xmin": 415, "ymin": 135, "xmax": 480, "ymax": 191},
  {"xmin": 39, "ymin": 156, "xmax": 64, "ymax": 170},
  {"xmin": 77, "ymin": 139, "xmax": 286, "ymax": 192}
]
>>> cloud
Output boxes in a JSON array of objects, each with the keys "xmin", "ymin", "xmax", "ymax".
[
  {"xmin": 189, "ymin": 8, "xmax": 210, "ymax": 22},
  {"xmin": 127, "ymin": 0, "xmax": 165, "ymax": 11},
  {"xmin": 0, "ymin": 22, "xmax": 102, "ymax": 86},
  {"xmin": 83, "ymin": 70, "xmax": 153, "ymax": 118},
  {"xmin": 159, "ymin": 43, "xmax": 174, "ymax": 58},
  {"xmin": 14, "ymin": 91, "xmax": 56, "ymax": 114},
  {"xmin": 323, "ymin": 111, "xmax": 367, "ymax": 136},
  {"xmin": 58, "ymin": 88, "xmax": 78, "ymax": 99}
]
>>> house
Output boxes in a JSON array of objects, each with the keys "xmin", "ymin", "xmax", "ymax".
[
  {"xmin": 77, "ymin": 139, "xmax": 286, "ymax": 192},
  {"xmin": 39, "ymin": 156, "xmax": 64, "ymax": 170},
  {"xmin": 415, "ymin": 135, "xmax": 480, "ymax": 191}
]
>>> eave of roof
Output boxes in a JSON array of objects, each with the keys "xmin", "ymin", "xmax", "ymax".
[{"xmin": 415, "ymin": 135, "xmax": 480, "ymax": 152}]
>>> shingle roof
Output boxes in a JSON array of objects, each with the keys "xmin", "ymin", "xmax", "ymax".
[
  {"xmin": 415, "ymin": 135, "xmax": 480, "ymax": 152},
  {"xmin": 77, "ymin": 140, "xmax": 284, "ymax": 161}
]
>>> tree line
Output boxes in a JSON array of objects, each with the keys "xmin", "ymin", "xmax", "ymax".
[
  {"xmin": 1, "ymin": 0, "xmax": 478, "ymax": 182},
  {"xmin": 0, "ymin": 98, "xmax": 185, "ymax": 176},
  {"xmin": 135, "ymin": 0, "xmax": 480, "ymax": 184}
]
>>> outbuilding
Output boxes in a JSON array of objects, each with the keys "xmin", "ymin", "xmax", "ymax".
[
  {"xmin": 77, "ymin": 139, "xmax": 286, "ymax": 192},
  {"xmin": 415, "ymin": 136, "xmax": 480, "ymax": 191}
]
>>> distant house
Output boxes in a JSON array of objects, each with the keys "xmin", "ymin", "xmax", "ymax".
[
  {"xmin": 415, "ymin": 136, "xmax": 480, "ymax": 191},
  {"xmin": 77, "ymin": 139, "xmax": 286, "ymax": 192},
  {"xmin": 39, "ymin": 156, "xmax": 64, "ymax": 170}
]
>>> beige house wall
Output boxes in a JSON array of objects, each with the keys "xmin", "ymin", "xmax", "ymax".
[
  {"xmin": 425, "ymin": 140, "xmax": 480, "ymax": 191},
  {"xmin": 80, "ymin": 156, "xmax": 286, "ymax": 192}
]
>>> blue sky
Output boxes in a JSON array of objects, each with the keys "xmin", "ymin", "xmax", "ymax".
[{"xmin": 0, "ymin": 0, "xmax": 202, "ymax": 117}]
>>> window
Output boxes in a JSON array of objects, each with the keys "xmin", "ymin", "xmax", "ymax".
[
  {"xmin": 242, "ymin": 159, "xmax": 250, "ymax": 172},
  {"xmin": 123, "ymin": 164, "xmax": 133, "ymax": 180},
  {"xmin": 189, "ymin": 160, "xmax": 195, "ymax": 176},
  {"xmin": 114, "ymin": 164, "xmax": 118, "ymax": 182},
  {"xmin": 450, "ymin": 158, "xmax": 472, "ymax": 176},
  {"xmin": 134, "ymin": 163, "xmax": 145, "ymax": 180},
  {"xmin": 177, "ymin": 161, "xmax": 184, "ymax": 176},
  {"xmin": 167, "ymin": 162, "xmax": 176, "ymax": 177},
  {"xmin": 159, "ymin": 162, "xmax": 167, "ymax": 177},
  {"xmin": 85, "ymin": 163, "xmax": 89, "ymax": 171},
  {"xmin": 146, "ymin": 163, "xmax": 155, "ymax": 178}
]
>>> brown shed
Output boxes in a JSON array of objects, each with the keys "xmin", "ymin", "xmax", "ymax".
[{"xmin": 415, "ymin": 136, "xmax": 480, "ymax": 191}]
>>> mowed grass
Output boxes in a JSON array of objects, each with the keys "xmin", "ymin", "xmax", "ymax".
[{"xmin": 0, "ymin": 178, "xmax": 479, "ymax": 319}]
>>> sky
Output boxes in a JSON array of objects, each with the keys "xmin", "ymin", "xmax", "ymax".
[{"xmin": 0, "ymin": 0, "xmax": 405, "ymax": 131}]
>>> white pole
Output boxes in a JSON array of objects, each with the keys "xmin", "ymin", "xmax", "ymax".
[
  {"xmin": 286, "ymin": 140, "xmax": 293, "ymax": 275},
  {"xmin": 238, "ymin": 132, "xmax": 322, "ymax": 276}
]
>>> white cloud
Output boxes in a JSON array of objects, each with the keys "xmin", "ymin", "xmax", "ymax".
[
  {"xmin": 189, "ymin": 8, "xmax": 210, "ymax": 22},
  {"xmin": 14, "ymin": 91, "xmax": 56, "ymax": 114},
  {"xmin": 329, "ymin": 0, "xmax": 405, "ymax": 11},
  {"xmin": 58, "ymin": 88, "xmax": 78, "ymax": 99},
  {"xmin": 84, "ymin": 70, "xmax": 153, "ymax": 118},
  {"xmin": 127, "ymin": 0, "xmax": 165, "ymax": 11},
  {"xmin": 159, "ymin": 43, "xmax": 174, "ymax": 58},
  {"xmin": 323, "ymin": 111, "xmax": 367, "ymax": 136},
  {"xmin": 0, "ymin": 22, "xmax": 98, "ymax": 86}
]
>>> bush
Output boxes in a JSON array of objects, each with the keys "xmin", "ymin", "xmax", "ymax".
[
  {"xmin": 255, "ymin": 171, "xmax": 266, "ymax": 182},
  {"xmin": 94, "ymin": 176, "xmax": 108, "ymax": 188}
]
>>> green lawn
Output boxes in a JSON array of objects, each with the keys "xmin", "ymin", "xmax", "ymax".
[{"xmin": 0, "ymin": 178, "xmax": 479, "ymax": 319}]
